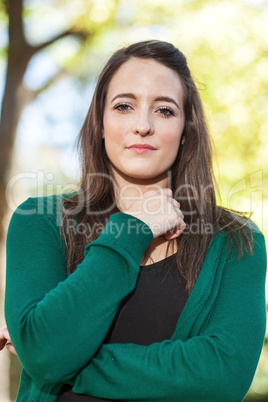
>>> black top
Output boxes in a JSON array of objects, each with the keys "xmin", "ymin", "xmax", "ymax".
[{"xmin": 57, "ymin": 254, "xmax": 188, "ymax": 401}]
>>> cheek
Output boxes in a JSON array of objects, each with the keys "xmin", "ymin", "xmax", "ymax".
[
  {"xmin": 102, "ymin": 126, "xmax": 122, "ymax": 160},
  {"xmin": 163, "ymin": 126, "xmax": 183, "ymax": 148},
  {"xmin": 160, "ymin": 123, "xmax": 184, "ymax": 161},
  {"xmin": 103, "ymin": 113, "xmax": 126, "ymax": 141}
]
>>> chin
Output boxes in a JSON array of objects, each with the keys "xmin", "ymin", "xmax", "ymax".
[
  {"xmin": 110, "ymin": 163, "xmax": 169, "ymax": 183},
  {"xmin": 125, "ymin": 170, "xmax": 168, "ymax": 183},
  {"xmin": 125, "ymin": 170, "xmax": 156, "ymax": 179}
]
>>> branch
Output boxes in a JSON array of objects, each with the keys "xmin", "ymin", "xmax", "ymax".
[
  {"xmin": 27, "ymin": 27, "xmax": 89, "ymax": 58},
  {"xmin": 31, "ymin": 70, "xmax": 68, "ymax": 100},
  {"xmin": 14, "ymin": 70, "xmax": 68, "ymax": 110}
]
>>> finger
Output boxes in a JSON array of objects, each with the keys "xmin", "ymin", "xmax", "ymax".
[
  {"xmin": 166, "ymin": 196, "xmax": 181, "ymax": 210},
  {"xmin": 165, "ymin": 218, "xmax": 186, "ymax": 240},
  {"xmin": 165, "ymin": 227, "xmax": 185, "ymax": 240},
  {"xmin": 168, "ymin": 203, "xmax": 184, "ymax": 221},
  {"xmin": 174, "ymin": 206, "xmax": 184, "ymax": 220},
  {"xmin": 6, "ymin": 343, "xmax": 17, "ymax": 355}
]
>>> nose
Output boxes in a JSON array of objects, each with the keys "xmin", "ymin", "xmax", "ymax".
[{"xmin": 132, "ymin": 110, "xmax": 154, "ymax": 136}]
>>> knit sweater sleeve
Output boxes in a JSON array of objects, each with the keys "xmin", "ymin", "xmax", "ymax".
[
  {"xmin": 4, "ymin": 196, "xmax": 153, "ymax": 386},
  {"xmin": 69, "ymin": 228, "xmax": 267, "ymax": 402}
]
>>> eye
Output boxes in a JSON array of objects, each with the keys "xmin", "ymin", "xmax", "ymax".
[
  {"xmin": 157, "ymin": 107, "xmax": 175, "ymax": 118},
  {"xmin": 113, "ymin": 103, "xmax": 132, "ymax": 113}
]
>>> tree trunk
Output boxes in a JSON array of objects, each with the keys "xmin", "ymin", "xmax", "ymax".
[
  {"xmin": 0, "ymin": 70, "xmax": 30, "ymax": 242},
  {"xmin": 0, "ymin": 1, "xmax": 35, "ymax": 397},
  {"xmin": 0, "ymin": 0, "xmax": 89, "ymax": 398}
]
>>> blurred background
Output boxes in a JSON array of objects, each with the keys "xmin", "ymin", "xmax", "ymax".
[{"xmin": 0, "ymin": 0, "xmax": 267, "ymax": 400}]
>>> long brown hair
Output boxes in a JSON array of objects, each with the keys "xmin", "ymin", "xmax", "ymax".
[{"xmin": 61, "ymin": 40, "xmax": 252, "ymax": 293}]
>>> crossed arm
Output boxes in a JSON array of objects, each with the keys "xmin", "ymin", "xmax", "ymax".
[{"xmin": 3, "ymin": 197, "xmax": 267, "ymax": 401}]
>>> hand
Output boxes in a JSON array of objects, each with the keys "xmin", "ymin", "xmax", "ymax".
[
  {"xmin": 121, "ymin": 188, "xmax": 185, "ymax": 239},
  {"xmin": 0, "ymin": 325, "xmax": 17, "ymax": 355}
]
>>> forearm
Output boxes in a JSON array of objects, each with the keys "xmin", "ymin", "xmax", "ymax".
[{"xmin": 71, "ymin": 337, "xmax": 252, "ymax": 402}]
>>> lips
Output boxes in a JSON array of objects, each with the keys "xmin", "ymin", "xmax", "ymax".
[
  {"xmin": 127, "ymin": 143, "xmax": 156, "ymax": 150},
  {"xmin": 127, "ymin": 143, "xmax": 156, "ymax": 154}
]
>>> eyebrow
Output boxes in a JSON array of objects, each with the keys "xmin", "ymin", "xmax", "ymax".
[{"xmin": 111, "ymin": 93, "xmax": 181, "ymax": 111}]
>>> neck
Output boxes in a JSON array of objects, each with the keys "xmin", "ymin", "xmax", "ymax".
[
  {"xmin": 109, "ymin": 165, "xmax": 178, "ymax": 265},
  {"xmin": 110, "ymin": 165, "xmax": 172, "ymax": 211}
]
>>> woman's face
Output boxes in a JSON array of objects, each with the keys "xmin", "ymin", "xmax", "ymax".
[{"xmin": 103, "ymin": 57, "xmax": 185, "ymax": 186}]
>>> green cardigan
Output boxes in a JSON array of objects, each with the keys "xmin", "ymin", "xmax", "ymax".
[{"xmin": 4, "ymin": 195, "xmax": 267, "ymax": 402}]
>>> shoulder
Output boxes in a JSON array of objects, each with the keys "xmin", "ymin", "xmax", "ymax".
[
  {"xmin": 236, "ymin": 218, "xmax": 266, "ymax": 259},
  {"xmin": 12, "ymin": 193, "xmax": 68, "ymax": 213},
  {"xmin": 213, "ymin": 216, "xmax": 266, "ymax": 271},
  {"xmin": 10, "ymin": 193, "xmax": 74, "ymax": 220},
  {"xmin": 215, "ymin": 209, "xmax": 265, "ymax": 247},
  {"xmin": 203, "ymin": 218, "xmax": 267, "ymax": 294},
  {"xmin": 231, "ymin": 216, "xmax": 265, "ymax": 246},
  {"xmin": 208, "ymin": 210, "xmax": 266, "ymax": 263},
  {"xmin": 247, "ymin": 220, "xmax": 267, "ymax": 262},
  {"xmin": 7, "ymin": 193, "xmax": 74, "ymax": 242}
]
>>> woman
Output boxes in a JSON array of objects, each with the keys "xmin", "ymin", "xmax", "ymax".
[{"xmin": 2, "ymin": 40, "xmax": 267, "ymax": 401}]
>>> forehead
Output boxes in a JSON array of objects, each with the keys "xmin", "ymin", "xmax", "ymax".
[{"xmin": 106, "ymin": 58, "xmax": 184, "ymax": 100}]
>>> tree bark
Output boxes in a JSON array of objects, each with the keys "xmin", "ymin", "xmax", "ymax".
[{"xmin": 0, "ymin": 0, "xmax": 28, "ymax": 242}]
